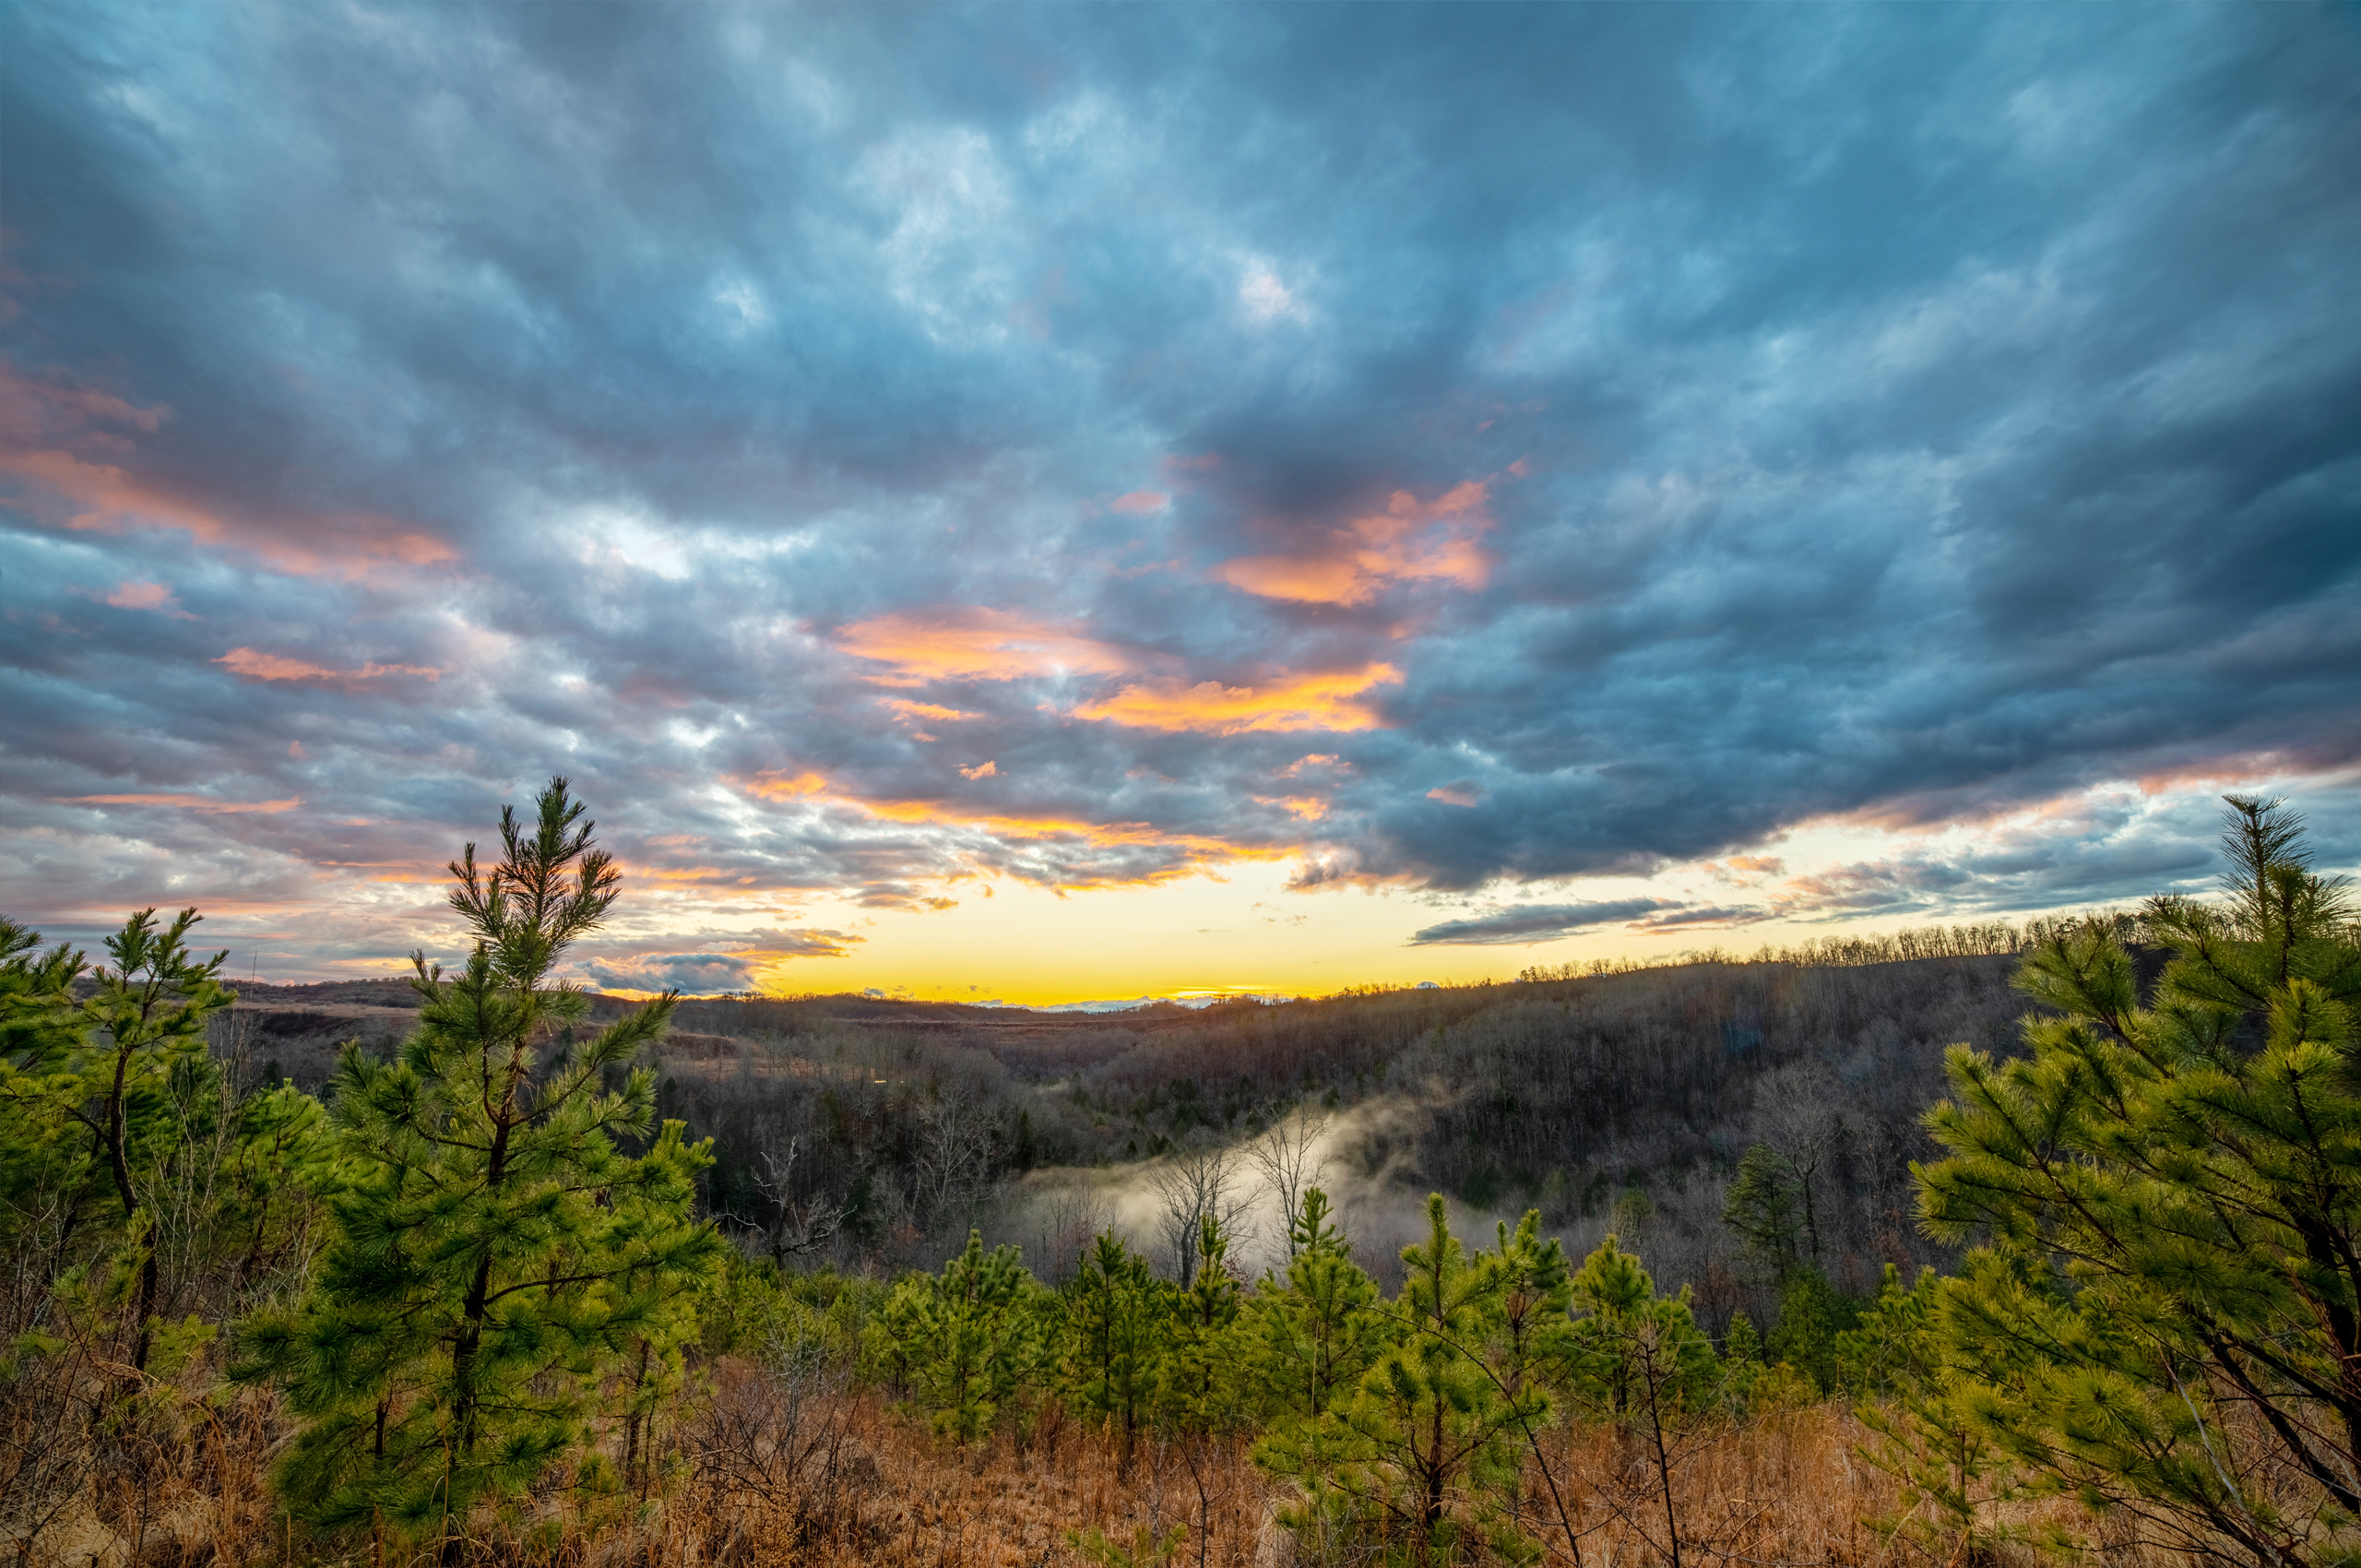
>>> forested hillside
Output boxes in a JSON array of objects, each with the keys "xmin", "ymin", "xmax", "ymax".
[
  {"xmin": 10, "ymin": 785, "xmax": 2357, "ymax": 1567},
  {"xmin": 640, "ymin": 953, "xmax": 2034, "ymax": 1330},
  {"xmin": 218, "ymin": 943, "xmax": 2037, "ymax": 1324}
]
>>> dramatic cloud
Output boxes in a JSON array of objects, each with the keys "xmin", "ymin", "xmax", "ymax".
[
  {"xmin": 2, "ymin": 3, "xmax": 2355, "ymax": 988},
  {"xmin": 1213, "ymin": 481, "xmax": 1495, "ymax": 606}
]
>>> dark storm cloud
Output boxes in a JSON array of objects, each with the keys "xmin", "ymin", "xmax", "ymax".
[
  {"xmin": 577, "ymin": 925, "xmax": 861, "ymax": 993},
  {"xmin": 4, "ymin": 1, "xmax": 2358, "ymax": 954},
  {"xmin": 1409, "ymin": 900, "xmax": 1678, "ymax": 948},
  {"xmin": 1629, "ymin": 907, "xmax": 1777, "ymax": 933},
  {"xmin": 581, "ymin": 953, "xmax": 760, "ymax": 995}
]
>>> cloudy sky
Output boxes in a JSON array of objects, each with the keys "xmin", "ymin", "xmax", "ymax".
[{"xmin": 5, "ymin": 3, "xmax": 2357, "ymax": 1004}]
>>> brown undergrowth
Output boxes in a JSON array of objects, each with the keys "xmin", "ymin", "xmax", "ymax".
[{"xmin": 11, "ymin": 1357, "xmax": 2148, "ymax": 1568}]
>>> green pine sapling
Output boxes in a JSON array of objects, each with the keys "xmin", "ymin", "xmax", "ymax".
[
  {"xmin": 235, "ymin": 778, "xmax": 721, "ymax": 1557},
  {"xmin": 1916, "ymin": 795, "xmax": 2361, "ymax": 1562}
]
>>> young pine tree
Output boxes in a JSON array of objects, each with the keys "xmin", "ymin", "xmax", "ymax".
[
  {"xmin": 0, "ymin": 918, "xmax": 96, "ymax": 1280},
  {"xmin": 1562, "ymin": 1235, "xmax": 1720, "ymax": 1568},
  {"xmin": 235, "ymin": 779, "xmax": 721, "ymax": 1553},
  {"xmin": 1838, "ymin": 1264, "xmax": 2022, "ymax": 1557},
  {"xmin": 1463, "ymin": 1210, "xmax": 1582, "ymax": 1562},
  {"xmin": 1157, "ymin": 1216, "xmax": 1249, "ymax": 1568},
  {"xmin": 1324, "ymin": 1195, "xmax": 1532, "ymax": 1554},
  {"xmin": 1916, "ymin": 795, "xmax": 2361, "ymax": 1562},
  {"xmin": 1719, "ymin": 1309, "xmax": 1763, "ymax": 1414},
  {"xmin": 1159, "ymin": 1216, "xmax": 1243, "ymax": 1428},
  {"xmin": 1720, "ymin": 1142, "xmax": 1805, "ymax": 1276},
  {"xmin": 0, "ymin": 908, "xmax": 261, "ymax": 1404},
  {"xmin": 5, "ymin": 909, "xmax": 328, "ymax": 1568},
  {"xmin": 1245, "ymin": 1189, "xmax": 1390, "ymax": 1550},
  {"xmin": 869, "ymin": 1229, "xmax": 1044, "ymax": 1444},
  {"xmin": 1765, "ymin": 1266, "xmax": 1858, "ymax": 1394},
  {"xmin": 1061, "ymin": 1229, "xmax": 1173, "ymax": 1475},
  {"xmin": 1246, "ymin": 1189, "xmax": 1383, "ymax": 1430},
  {"xmin": 73, "ymin": 909, "xmax": 237, "ymax": 1375}
]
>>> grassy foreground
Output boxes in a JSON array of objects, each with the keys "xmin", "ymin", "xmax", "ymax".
[{"xmin": 17, "ymin": 1369, "xmax": 2138, "ymax": 1568}]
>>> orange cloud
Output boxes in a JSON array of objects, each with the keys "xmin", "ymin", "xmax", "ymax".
[
  {"xmin": 959, "ymin": 761, "xmax": 998, "ymax": 779},
  {"xmin": 10, "ymin": 445, "xmax": 231, "ymax": 540},
  {"xmin": 727, "ymin": 773, "xmax": 1292, "ymax": 889},
  {"xmin": 1706, "ymin": 853, "xmax": 1786, "ymax": 887},
  {"xmin": 1254, "ymin": 794, "xmax": 1331, "ymax": 821},
  {"xmin": 65, "ymin": 793, "xmax": 301, "ymax": 814},
  {"xmin": 216, "ymin": 647, "xmax": 442, "ymax": 683},
  {"xmin": 882, "ymin": 698, "xmax": 984, "ymax": 723},
  {"xmin": 743, "ymin": 769, "xmax": 830, "ymax": 801},
  {"xmin": 848, "ymin": 798, "xmax": 1292, "ymax": 869},
  {"xmin": 836, "ymin": 607, "xmax": 1141, "ymax": 686},
  {"xmin": 1427, "ymin": 783, "xmax": 1481, "ymax": 807},
  {"xmin": 1214, "ymin": 481, "xmax": 1494, "ymax": 605},
  {"xmin": 1072, "ymin": 664, "xmax": 1402, "ymax": 734}
]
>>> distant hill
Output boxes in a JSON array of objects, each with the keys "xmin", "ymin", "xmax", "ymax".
[{"xmin": 211, "ymin": 955, "xmax": 2051, "ymax": 1329}]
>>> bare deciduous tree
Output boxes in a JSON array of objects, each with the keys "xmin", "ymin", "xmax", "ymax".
[
  {"xmin": 909, "ymin": 1096, "xmax": 994, "ymax": 1239},
  {"xmin": 747, "ymin": 1126, "xmax": 849, "ymax": 1267},
  {"xmin": 1020, "ymin": 1182, "xmax": 1116, "ymax": 1285},
  {"xmin": 1248, "ymin": 1109, "xmax": 1331, "ymax": 1262},
  {"xmin": 685, "ymin": 1337, "xmax": 856, "ymax": 1553},
  {"xmin": 1150, "ymin": 1140, "xmax": 1253, "ymax": 1286},
  {"xmin": 1754, "ymin": 1061, "xmax": 1843, "ymax": 1259}
]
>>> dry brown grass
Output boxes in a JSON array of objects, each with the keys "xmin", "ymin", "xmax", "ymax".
[
  {"xmin": 14, "ymin": 1366, "xmax": 2162, "ymax": 1568},
  {"xmin": 624, "ymin": 1390, "xmax": 2145, "ymax": 1568}
]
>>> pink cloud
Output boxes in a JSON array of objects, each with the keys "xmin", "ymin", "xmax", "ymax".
[
  {"xmin": 1, "ymin": 362, "xmax": 456, "ymax": 578},
  {"xmin": 0, "ymin": 363, "xmax": 169, "ymax": 444},
  {"xmin": 100, "ymin": 579, "xmax": 195, "ymax": 618},
  {"xmin": 64, "ymin": 793, "xmax": 301, "ymax": 814},
  {"xmin": 103, "ymin": 579, "xmax": 174, "ymax": 611},
  {"xmin": 1110, "ymin": 490, "xmax": 1169, "ymax": 515},
  {"xmin": 215, "ymin": 647, "xmax": 443, "ymax": 684}
]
